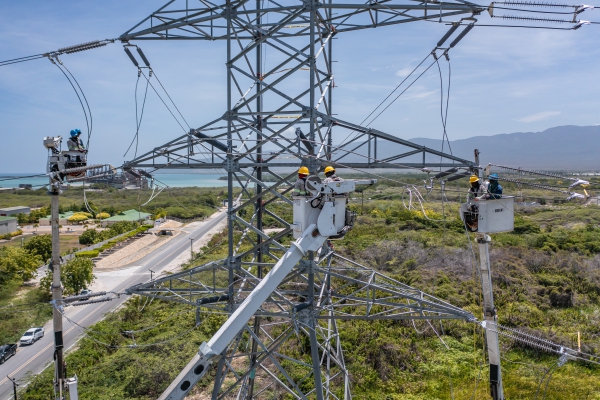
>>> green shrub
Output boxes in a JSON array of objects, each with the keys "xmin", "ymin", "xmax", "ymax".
[{"xmin": 75, "ymin": 250, "xmax": 100, "ymax": 258}]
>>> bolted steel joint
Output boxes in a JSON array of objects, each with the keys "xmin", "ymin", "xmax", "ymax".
[
  {"xmin": 302, "ymin": 0, "xmax": 322, "ymax": 12},
  {"xmin": 220, "ymin": 6, "xmax": 238, "ymax": 19},
  {"xmin": 223, "ymin": 158, "xmax": 240, "ymax": 172}
]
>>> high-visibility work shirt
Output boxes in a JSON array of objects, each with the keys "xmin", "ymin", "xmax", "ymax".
[
  {"xmin": 67, "ymin": 138, "xmax": 85, "ymax": 151},
  {"xmin": 293, "ymin": 178, "xmax": 309, "ymax": 196}
]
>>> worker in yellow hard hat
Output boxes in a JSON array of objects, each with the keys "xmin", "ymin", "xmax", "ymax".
[
  {"xmin": 293, "ymin": 166, "xmax": 310, "ymax": 196},
  {"xmin": 464, "ymin": 174, "xmax": 483, "ymax": 231},
  {"xmin": 323, "ymin": 166, "xmax": 343, "ymax": 183},
  {"xmin": 468, "ymin": 174, "xmax": 484, "ymax": 202}
]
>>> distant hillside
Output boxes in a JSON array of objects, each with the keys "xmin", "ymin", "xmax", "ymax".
[{"xmin": 408, "ymin": 125, "xmax": 600, "ymax": 170}]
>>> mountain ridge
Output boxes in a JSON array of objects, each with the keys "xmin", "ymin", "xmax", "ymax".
[{"xmin": 406, "ymin": 125, "xmax": 600, "ymax": 170}]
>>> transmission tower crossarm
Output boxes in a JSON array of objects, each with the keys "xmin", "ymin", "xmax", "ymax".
[
  {"xmin": 320, "ymin": 113, "xmax": 475, "ymax": 167},
  {"xmin": 119, "ymin": 1, "xmax": 484, "ymax": 42}
]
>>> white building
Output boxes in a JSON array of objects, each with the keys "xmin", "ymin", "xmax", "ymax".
[
  {"xmin": 0, "ymin": 216, "xmax": 18, "ymax": 235},
  {"xmin": 0, "ymin": 206, "xmax": 31, "ymax": 216}
]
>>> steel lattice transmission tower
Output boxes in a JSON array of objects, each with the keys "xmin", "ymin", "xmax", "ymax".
[{"xmin": 122, "ymin": 1, "xmax": 483, "ymax": 399}]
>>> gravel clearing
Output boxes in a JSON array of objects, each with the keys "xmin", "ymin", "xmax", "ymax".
[{"xmin": 94, "ymin": 220, "xmax": 184, "ymax": 270}]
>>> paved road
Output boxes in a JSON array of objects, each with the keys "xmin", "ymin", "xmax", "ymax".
[{"xmin": 0, "ymin": 212, "xmax": 226, "ymax": 400}]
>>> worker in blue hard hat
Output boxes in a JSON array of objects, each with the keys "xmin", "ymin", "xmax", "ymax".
[
  {"xmin": 476, "ymin": 173, "xmax": 503, "ymax": 200},
  {"xmin": 67, "ymin": 129, "xmax": 86, "ymax": 153}
]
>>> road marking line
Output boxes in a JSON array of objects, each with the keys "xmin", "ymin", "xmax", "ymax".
[
  {"xmin": 0, "ymin": 342, "xmax": 52, "ymax": 387},
  {"xmin": 0, "ymin": 216, "xmax": 225, "ymax": 390},
  {"xmin": 0, "ymin": 304, "xmax": 99, "ymax": 387}
]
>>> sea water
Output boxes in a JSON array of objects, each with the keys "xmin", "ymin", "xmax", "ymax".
[{"xmin": 0, "ymin": 172, "xmax": 232, "ymax": 189}]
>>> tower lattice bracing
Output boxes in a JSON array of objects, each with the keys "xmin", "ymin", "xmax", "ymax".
[{"xmin": 122, "ymin": 1, "xmax": 482, "ymax": 398}]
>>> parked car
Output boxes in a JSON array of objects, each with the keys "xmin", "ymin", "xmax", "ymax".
[
  {"xmin": 79, "ymin": 289, "xmax": 92, "ymax": 300},
  {"xmin": 19, "ymin": 327, "xmax": 44, "ymax": 345},
  {"xmin": 0, "ymin": 344, "xmax": 17, "ymax": 364}
]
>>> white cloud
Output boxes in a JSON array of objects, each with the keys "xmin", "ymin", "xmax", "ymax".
[
  {"xmin": 400, "ymin": 90, "xmax": 439, "ymax": 101},
  {"xmin": 517, "ymin": 111, "xmax": 561, "ymax": 123},
  {"xmin": 395, "ymin": 66, "xmax": 415, "ymax": 78}
]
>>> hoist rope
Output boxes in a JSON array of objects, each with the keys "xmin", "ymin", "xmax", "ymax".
[
  {"xmin": 49, "ymin": 57, "xmax": 92, "ymax": 147},
  {"xmin": 124, "ymin": 73, "xmax": 150, "ymax": 158},
  {"xmin": 57, "ymin": 59, "xmax": 94, "ymax": 149},
  {"xmin": 435, "ymin": 55, "xmax": 453, "ymax": 157}
]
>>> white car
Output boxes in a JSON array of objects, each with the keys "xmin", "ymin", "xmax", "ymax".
[{"xmin": 19, "ymin": 327, "xmax": 44, "ymax": 345}]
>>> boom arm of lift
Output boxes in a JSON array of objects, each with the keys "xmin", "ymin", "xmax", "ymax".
[
  {"xmin": 157, "ymin": 178, "xmax": 368, "ymax": 400},
  {"xmin": 159, "ymin": 225, "xmax": 327, "ymax": 400}
]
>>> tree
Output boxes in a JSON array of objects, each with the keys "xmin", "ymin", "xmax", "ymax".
[
  {"xmin": 79, "ymin": 229, "xmax": 98, "ymax": 245},
  {"xmin": 154, "ymin": 208, "xmax": 167, "ymax": 220},
  {"xmin": 62, "ymin": 258, "xmax": 95, "ymax": 295},
  {"xmin": 96, "ymin": 212, "xmax": 110, "ymax": 220},
  {"xmin": 0, "ymin": 247, "xmax": 41, "ymax": 284},
  {"xmin": 17, "ymin": 213, "xmax": 29, "ymax": 225},
  {"xmin": 24, "ymin": 234, "xmax": 52, "ymax": 262},
  {"xmin": 68, "ymin": 214, "xmax": 88, "ymax": 224},
  {"xmin": 40, "ymin": 258, "xmax": 95, "ymax": 296}
]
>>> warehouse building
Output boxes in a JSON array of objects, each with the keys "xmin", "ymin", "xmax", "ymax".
[
  {"xmin": 0, "ymin": 206, "xmax": 31, "ymax": 216},
  {"xmin": 0, "ymin": 216, "xmax": 18, "ymax": 235},
  {"xmin": 39, "ymin": 211, "xmax": 75, "ymax": 226}
]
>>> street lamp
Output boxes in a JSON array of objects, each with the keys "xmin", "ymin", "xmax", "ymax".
[{"xmin": 189, "ymin": 238, "xmax": 194, "ymax": 261}]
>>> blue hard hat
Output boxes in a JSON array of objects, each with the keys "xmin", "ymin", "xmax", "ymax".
[
  {"xmin": 489, "ymin": 173, "xmax": 499, "ymax": 181},
  {"xmin": 70, "ymin": 129, "xmax": 81, "ymax": 137}
]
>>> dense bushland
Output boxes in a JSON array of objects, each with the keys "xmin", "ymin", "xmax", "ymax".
[{"xmin": 21, "ymin": 198, "xmax": 600, "ymax": 399}]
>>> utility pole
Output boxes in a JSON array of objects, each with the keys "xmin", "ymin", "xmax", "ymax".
[
  {"xmin": 476, "ymin": 234, "xmax": 504, "ymax": 400},
  {"xmin": 474, "ymin": 148, "xmax": 504, "ymax": 400},
  {"xmin": 49, "ymin": 182, "xmax": 65, "ymax": 399},
  {"xmin": 8, "ymin": 375, "xmax": 18, "ymax": 400},
  {"xmin": 189, "ymin": 238, "xmax": 194, "ymax": 261}
]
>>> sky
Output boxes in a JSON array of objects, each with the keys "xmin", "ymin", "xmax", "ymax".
[{"xmin": 1, "ymin": 0, "xmax": 599, "ymax": 172}]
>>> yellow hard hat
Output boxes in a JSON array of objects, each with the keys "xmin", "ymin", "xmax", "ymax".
[
  {"xmin": 469, "ymin": 175, "xmax": 479, "ymax": 183},
  {"xmin": 324, "ymin": 166, "xmax": 335, "ymax": 174},
  {"xmin": 298, "ymin": 166, "xmax": 309, "ymax": 175}
]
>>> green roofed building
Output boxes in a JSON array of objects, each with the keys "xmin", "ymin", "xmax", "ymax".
[
  {"xmin": 101, "ymin": 209, "xmax": 152, "ymax": 227},
  {"xmin": 39, "ymin": 211, "xmax": 75, "ymax": 226}
]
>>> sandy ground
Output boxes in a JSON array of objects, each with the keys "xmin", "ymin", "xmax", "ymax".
[
  {"xmin": 21, "ymin": 224, "xmax": 102, "ymax": 234},
  {"xmin": 155, "ymin": 220, "xmax": 184, "ymax": 229},
  {"xmin": 94, "ymin": 220, "xmax": 184, "ymax": 270},
  {"xmin": 94, "ymin": 235, "xmax": 166, "ymax": 269},
  {"xmin": 93, "ymin": 215, "xmax": 228, "ymax": 273}
]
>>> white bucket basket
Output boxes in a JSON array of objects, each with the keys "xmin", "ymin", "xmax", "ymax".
[{"xmin": 460, "ymin": 196, "xmax": 514, "ymax": 234}]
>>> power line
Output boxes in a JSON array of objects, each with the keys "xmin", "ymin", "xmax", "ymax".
[
  {"xmin": 335, "ymin": 52, "xmax": 432, "ymax": 149},
  {"xmin": 0, "ymin": 173, "xmax": 48, "ymax": 182},
  {"xmin": 0, "ymin": 39, "xmax": 115, "ymax": 68},
  {"xmin": 57, "ymin": 59, "xmax": 94, "ymax": 149},
  {"xmin": 124, "ymin": 73, "xmax": 150, "ymax": 158},
  {"xmin": 49, "ymin": 56, "xmax": 91, "ymax": 145}
]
